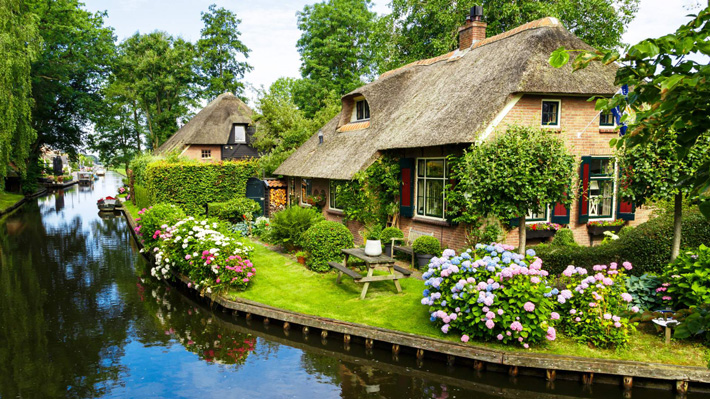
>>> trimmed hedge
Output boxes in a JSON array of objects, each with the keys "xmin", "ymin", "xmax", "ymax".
[
  {"xmin": 208, "ymin": 198, "xmax": 261, "ymax": 223},
  {"xmin": 128, "ymin": 153, "xmax": 158, "ymax": 187},
  {"xmin": 145, "ymin": 160, "xmax": 258, "ymax": 215},
  {"xmin": 412, "ymin": 235, "xmax": 441, "ymax": 256},
  {"xmin": 536, "ymin": 207, "xmax": 710, "ymax": 276},
  {"xmin": 302, "ymin": 221, "xmax": 354, "ymax": 272},
  {"xmin": 134, "ymin": 183, "xmax": 151, "ymax": 210}
]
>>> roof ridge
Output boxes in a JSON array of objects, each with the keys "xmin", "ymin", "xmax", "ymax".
[{"xmin": 378, "ymin": 17, "xmax": 562, "ymax": 80}]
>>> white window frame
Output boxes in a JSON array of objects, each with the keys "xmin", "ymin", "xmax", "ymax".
[
  {"xmin": 329, "ymin": 180, "xmax": 344, "ymax": 211},
  {"xmin": 588, "ymin": 156, "xmax": 617, "ymax": 221},
  {"xmin": 541, "ymin": 99, "xmax": 561, "ymax": 128},
  {"xmin": 526, "ymin": 205, "xmax": 550, "ymax": 224},
  {"xmin": 233, "ymin": 124, "xmax": 247, "ymax": 143},
  {"xmin": 414, "ymin": 157, "xmax": 447, "ymax": 221},
  {"xmin": 350, "ymin": 97, "xmax": 370, "ymax": 122}
]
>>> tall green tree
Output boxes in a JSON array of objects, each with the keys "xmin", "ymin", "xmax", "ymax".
[
  {"xmin": 0, "ymin": 0, "xmax": 40, "ymax": 183},
  {"xmin": 376, "ymin": 0, "xmax": 638, "ymax": 73},
  {"xmin": 451, "ymin": 126, "xmax": 576, "ymax": 254},
  {"xmin": 197, "ymin": 4, "xmax": 252, "ymax": 101},
  {"xmin": 296, "ymin": 0, "xmax": 376, "ymax": 116}
]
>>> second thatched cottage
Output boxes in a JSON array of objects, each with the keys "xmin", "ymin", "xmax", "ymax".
[{"xmin": 275, "ymin": 11, "xmax": 651, "ymax": 249}]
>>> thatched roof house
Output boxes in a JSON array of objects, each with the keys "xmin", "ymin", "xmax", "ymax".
[
  {"xmin": 275, "ymin": 13, "xmax": 648, "ymax": 250},
  {"xmin": 156, "ymin": 92, "xmax": 258, "ymax": 162}
]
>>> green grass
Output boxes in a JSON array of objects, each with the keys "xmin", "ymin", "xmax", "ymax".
[
  {"xmin": 228, "ymin": 240, "xmax": 710, "ymax": 368},
  {"xmin": 0, "ymin": 191, "xmax": 24, "ymax": 213},
  {"xmin": 108, "ymin": 165, "xmax": 127, "ymax": 176}
]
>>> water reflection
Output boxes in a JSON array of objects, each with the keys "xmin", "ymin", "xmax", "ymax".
[{"xmin": 0, "ymin": 173, "xmax": 694, "ymax": 399}]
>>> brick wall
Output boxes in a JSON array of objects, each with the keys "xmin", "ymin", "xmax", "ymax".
[{"xmin": 182, "ymin": 145, "xmax": 222, "ymax": 162}]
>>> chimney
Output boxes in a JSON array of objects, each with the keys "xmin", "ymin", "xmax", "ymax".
[{"xmin": 458, "ymin": 5, "xmax": 486, "ymax": 51}]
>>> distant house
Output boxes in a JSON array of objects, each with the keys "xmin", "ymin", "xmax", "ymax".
[
  {"xmin": 275, "ymin": 11, "xmax": 652, "ymax": 250},
  {"xmin": 156, "ymin": 92, "xmax": 259, "ymax": 162}
]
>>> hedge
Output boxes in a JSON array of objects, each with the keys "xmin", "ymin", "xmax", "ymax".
[
  {"xmin": 535, "ymin": 207, "xmax": 710, "ymax": 276},
  {"xmin": 302, "ymin": 221, "xmax": 354, "ymax": 272},
  {"xmin": 145, "ymin": 160, "xmax": 258, "ymax": 215},
  {"xmin": 208, "ymin": 197, "xmax": 261, "ymax": 223},
  {"xmin": 134, "ymin": 183, "xmax": 151, "ymax": 210}
]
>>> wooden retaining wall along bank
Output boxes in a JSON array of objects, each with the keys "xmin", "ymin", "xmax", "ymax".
[{"xmin": 120, "ymin": 205, "xmax": 710, "ymax": 395}]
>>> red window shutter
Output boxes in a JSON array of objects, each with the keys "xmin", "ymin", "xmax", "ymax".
[
  {"xmin": 399, "ymin": 158, "xmax": 414, "ymax": 217},
  {"xmin": 550, "ymin": 202, "xmax": 570, "ymax": 224},
  {"xmin": 578, "ymin": 156, "xmax": 591, "ymax": 223}
]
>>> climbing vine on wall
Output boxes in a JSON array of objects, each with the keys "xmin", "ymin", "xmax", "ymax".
[{"xmin": 336, "ymin": 155, "xmax": 400, "ymax": 226}]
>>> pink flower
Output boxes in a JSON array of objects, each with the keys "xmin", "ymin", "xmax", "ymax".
[
  {"xmin": 631, "ymin": 306, "xmax": 640, "ymax": 313},
  {"xmin": 603, "ymin": 313, "xmax": 612, "ymax": 320},
  {"xmin": 614, "ymin": 321, "xmax": 622, "ymax": 328},
  {"xmin": 523, "ymin": 301, "xmax": 535, "ymax": 312},
  {"xmin": 497, "ymin": 309, "xmax": 504, "ymax": 315},
  {"xmin": 575, "ymin": 317, "xmax": 581, "ymax": 322},
  {"xmin": 589, "ymin": 302, "xmax": 597, "ymax": 307},
  {"xmin": 216, "ymin": 278, "xmax": 221, "ymax": 283},
  {"xmin": 461, "ymin": 335, "xmax": 470, "ymax": 343},
  {"xmin": 546, "ymin": 326, "xmax": 556, "ymax": 341},
  {"xmin": 550, "ymin": 312, "xmax": 560, "ymax": 320},
  {"xmin": 510, "ymin": 321, "xmax": 523, "ymax": 332},
  {"xmin": 441, "ymin": 324, "xmax": 450, "ymax": 334},
  {"xmin": 622, "ymin": 261, "xmax": 632, "ymax": 270},
  {"xmin": 518, "ymin": 337, "xmax": 524, "ymax": 342},
  {"xmin": 185, "ymin": 254, "xmax": 191, "ymax": 260},
  {"xmin": 662, "ymin": 296, "xmax": 672, "ymax": 301},
  {"xmin": 486, "ymin": 311, "xmax": 495, "ymax": 320},
  {"xmin": 485, "ymin": 319, "xmax": 495, "ymax": 329},
  {"xmin": 621, "ymin": 293, "xmax": 633, "ymax": 302},
  {"xmin": 497, "ymin": 334, "xmax": 504, "ymax": 340},
  {"xmin": 506, "ymin": 331, "xmax": 511, "ymax": 336},
  {"xmin": 530, "ymin": 276, "xmax": 540, "ymax": 284}
]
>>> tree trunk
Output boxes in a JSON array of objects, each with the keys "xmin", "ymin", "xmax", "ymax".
[
  {"xmin": 518, "ymin": 213, "xmax": 526, "ymax": 255},
  {"xmin": 671, "ymin": 193, "xmax": 683, "ymax": 262}
]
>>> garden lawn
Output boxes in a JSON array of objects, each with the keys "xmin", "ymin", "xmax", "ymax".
[
  {"xmin": 0, "ymin": 191, "xmax": 24, "ymax": 213},
  {"xmin": 231, "ymin": 240, "xmax": 710, "ymax": 368},
  {"xmin": 108, "ymin": 166, "xmax": 127, "ymax": 176}
]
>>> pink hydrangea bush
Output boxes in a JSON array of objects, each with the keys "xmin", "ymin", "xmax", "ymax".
[
  {"xmin": 422, "ymin": 244, "xmax": 558, "ymax": 347},
  {"xmin": 555, "ymin": 262, "xmax": 638, "ymax": 348}
]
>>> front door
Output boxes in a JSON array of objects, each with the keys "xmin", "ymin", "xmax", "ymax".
[{"xmin": 246, "ymin": 178, "xmax": 265, "ymax": 217}]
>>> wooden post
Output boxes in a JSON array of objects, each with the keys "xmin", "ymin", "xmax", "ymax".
[
  {"xmin": 302, "ymin": 326, "xmax": 309, "ymax": 335},
  {"xmin": 583, "ymin": 373, "xmax": 594, "ymax": 385},
  {"xmin": 392, "ymin": 344, "xmax": 400, "ymax": 355},
  {"xmin": 447, "ymin": 355, "xmax": 455, "ymax": 366},
  {"xmin": 283, "ymin": 322, "xmax": 290, "ymax": 330},
  {"xmin": 473, "ymin": 360, "xmax": 485, "ymax": 371},
  {"xmin": 546, "ymin": 369, "xmax": 556, "ymax": 382},
  {"xmin": 245, "ymin": 313, "xmax": 252, "ymax": 321},
  {"xmin": 365, "ymin": 338, "xmax": 374, "ymax": 349},
  {"xmin": 509, "ymin": 366, "xmax": 519, "ymax": 377},
  {"xmin": 416, "ymin": 348, "xmax": 424, "ymax": 359},
  {"xmin": 344, "ymin": 334, "xmax": 351, "ymax": 344},
  {"xmin": 360, "ymin": 267, "xmax": 375, "ymax": 300},
  {"xmin": 344, "ymin": 342, "xmax": 350, "ymax": 352},
  {"xmin": 263, "ymin": 318, "xmax": 270, "ymax": 325},
  {"xmin": 665, "ymin": 326, "xmax": 672, "ymax": 345},
  {"xmin": 321, "ymin": 330, "xmax": 328, "ymax": 339},
  {"xmin": 623, "ymin": 376, "xmax": 633, "ymax": 390},
  {"xmin": 676, "ymin": 380, "xmax": 688, "ymax": 395}
]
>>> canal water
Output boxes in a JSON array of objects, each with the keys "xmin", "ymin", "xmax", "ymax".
[{"xmin": 0, "ymin": 172, "xmax": 695, "ymax": 398}]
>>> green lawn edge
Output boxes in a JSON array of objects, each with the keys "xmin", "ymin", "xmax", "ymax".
[{"xmin": 0, "ymin": 191, "xmax": 25, "ymax": 213}]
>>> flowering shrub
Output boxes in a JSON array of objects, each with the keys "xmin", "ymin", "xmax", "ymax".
[
  {"xmin": 150, "ymin": 216, "xmax": 255, "ymax": 292},
  {"xmin": 663, "ymin": 245, "xmax": 710, "ymax": 309},
  {"xmin": 134, "ymin": 203, "xmax": 186, "ymax": 249},
  {"xmin": 252, "ymin": 216, "xmax": 270, "ymax": 237},
  {"xmin": 527, "ymin": 222, "xmax": 562, "ymax": 231},
  {"xmin": 422, "ymin": 244, "xmax": 557, "ymax": 347},
  {"xmin": 556, "ymin": 262, "xmax": 638, "ymax": 348},
  {"xmin": 587, "ymin": 219, "xmax": 626, "ymax": 227}
]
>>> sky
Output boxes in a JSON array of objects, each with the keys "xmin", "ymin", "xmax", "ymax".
[{"xmin": 82, "ymin": 0, "xmax": 706, "ymax": 106}]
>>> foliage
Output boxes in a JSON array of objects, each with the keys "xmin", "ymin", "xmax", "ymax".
[
  {"xmin": 528, "ymin": 222, "xmax": 562, "ymax": 231},
  {"xmin": 552, "ymin": 228, "xmax": 578, "ymax": 247},
  {"xmin": 336, "ymin": 155, "xmax": 400, "ymax": 225},
  {"xmin": 133, "ymin": 184, "xmax": 151, "ymax": 210},
  {"xmin": 674, "ymin": 304, "xmax": 710, "ymax": 343},
  {"xmin": 588, "ymin": 219, "xmax": 626, "ymax": 227},
  {"xmin": 302, "ymin": 221, "xmax": 355, "ymax": 272},
  {"xmin": 0, "ymin": 0, "xmax": 39, "ymax": 184},
  {"xmin": 625, "ymin": 274, "xmax": 663, "ymax": 311},
  {"xmin": 145, "ymin": 159, "xmax": 258, "ymax": 215},
  {"xmin": 209, "ymin": 198, "xmax": 261, "ymax": 223},
  {"xmin": 449, "ymin": 125, "xmax": 576, "ymax": 252},
  {"xmin": 197, "ymin": 4, "xmax": 252, "ymax": 100},
  {"xmin": 376, "ymin": 0, "xmax": 638, "ymax": 74},
  {"xmin": 148, "ymin": 216, "xmax": 255, "ymax": 292},
  {"xmin": 412, "ymin": 236, "xmax": 441, "ymax": 256},
  {"xmin": 422, "ymin": 245, "xmax": 557, "ymax": 347},
  {"xmin": 663, "ymin": 245, "xmax": 710, "ymax": 309},
  {"xmin": 128, "ymin": 153, "xmax": 159, "ymax": 187},
  {"xmin": 380, "ymin": 227, "xmax": 404, "ymax": 245},
  {"xmin": 363, "ymin": 224, "xmax": 382, "ymax": 241},
  {"xmin": 133, "ymin": 203, "xmax": 186, "ymax": 250},
  {"xmin": 549, "ymin": 6, "xmax": 710, "ymax": 218},
  {"xmin": 556, "ymin": 263, "xmax": 638, "ymax": 348},
  {"xmin": 267, "ymin": 206, "xmax": 324, "ymax": 250},
  {"xmin": 252, "ymin": 216, "xmax": 271, "ymax": 238}
]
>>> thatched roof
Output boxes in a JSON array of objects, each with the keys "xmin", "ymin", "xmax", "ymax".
[
  {"xmin": 275, "ymin": 17, "xmax": 618, "ymax": 179},
  {"xmin": 156, "ymin": 92, "xmax": 253, "ymax": 155}
]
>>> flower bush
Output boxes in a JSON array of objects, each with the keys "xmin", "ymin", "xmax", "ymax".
[
  {"xmin": 422, "ymin": 244, "xmax": 557, "ymax": 347},
  {"xmin": 527, "ymin": 222, "xmax": 562, "ymax": 231},
  {"xmin": 663, "ymin": 245, "xmax": 710, "ymax": 309},
  {"xmin": 556, "ymin": 262, "xmax": 638, "ymax": 348},
  {"xmin": 587, "ymin": 219, "xmax": 626, "ymax": 227},
  {"xmin": 134, "ymin": 203, "xmax": 186, "ymax": 249},
  {"xmin": 252, "ymin": 216, "xmax": 270, "ymax": 237},
  {"xmin": 302, "ymin": 221, "xmax": 354, "ymax": 272}
]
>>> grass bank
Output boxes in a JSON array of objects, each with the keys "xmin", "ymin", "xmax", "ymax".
[
  {"xmin": 108, "ymin": 165, "xmax": 127, "ymax": 176},
  {"xmin": 0, "ymin": 191, "xmax": 24, "ymax": 213}
]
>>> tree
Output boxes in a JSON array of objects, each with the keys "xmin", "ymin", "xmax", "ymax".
[
  {"xmin": 88, "ymin": 84, "xmax": 142, "ymax": 170},
  {"xmin": 197, "ymin": 4, "xmax": 252, "ymax": 101},
  {"xmin": 451, "ymin": 125, "xmax": 576, "ymax": 254},
  {"xmin": 295, "ymin": 0, "xmax": 376, "ymax": 116},
  {"xmin": 617, "ymin": 131, "xmax": 710, "ymax": 260},
  {"xmin": 549, "ymin": 6, "xmax": 710, "ymax": 220},
  {"xmin": 0, "ymin": 0, "xmax": 40, "ymax": 184},
  {"xmin": 376, "ymin": 0, "xmax": 638, "ymax": 73}
]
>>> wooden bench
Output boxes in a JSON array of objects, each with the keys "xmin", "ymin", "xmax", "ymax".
[
  {"xmin": 328, "ymin": 262, "xmax": 362, "ymax": 282},
  {"xmin": 391, "ymin": 228, "xmax": 434, "ymax": 265},
  {"xmin": 392, "ymin": 264, "xmax": 412, "ymax": 276}
]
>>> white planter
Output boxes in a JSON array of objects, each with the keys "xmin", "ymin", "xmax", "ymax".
[{"xmin": 364, "ymin": 240, "xmax": 382, "ymax": 256}]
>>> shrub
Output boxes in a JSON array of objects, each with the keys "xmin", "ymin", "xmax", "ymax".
[
  {"xmin": 625, "ymin": 274, "xmax": 663, "ymax": 311},
  {"xmin": 380, "ymin": 227, "xmax": 404, "ymax": 246},
  {"xmin": 663, "ymin": 245, "xmax": 710, "ymax": 309},
  {"xmin": 128, "ymin": 153, "xmax": 158, "ymax": 187},
  {"xmin": 302, "ymin": 221, "xmax": 354, "ymax": 272},
  {"xmin": 363, "ymin": 224, "xmax": 382, "ymax": 241},
  {"xmin": 268, "ymin": 206, "xmax": 324, "ymax": 249},
  {"xmin": 551, "ymin": 228, "xmax": 577, "ymax": 247},
  {"xmin": 134, "ymin": 203, "xmax": 186, "ymax": 250},
  {"xmin": 422, "ymin": 245, "xmax": 557, "ymax": 347},
  {"xmin": 134, "ymin": 183, "xmax": 151, "ymax": 209},
  {"xmin": 556, "ymin": 262, "xmax": 638, "ymax": 348},
  {"xmin": 674, "ymin": 304, "xmax": 710, "ymax": 343},
  {"xmin": 228, "ymin": 222, "xmax": 251, "ymax": 238},
  {"xmin": 412, "ymin": 236, "xmax": 441, "ymax": 256},
  {"xmin": 252, "ymin": 216, "xmax": 270, "ymax": 238},
  {"xmin": 209, "ymin": 198, "xmax": 261, "ymax": 223}
]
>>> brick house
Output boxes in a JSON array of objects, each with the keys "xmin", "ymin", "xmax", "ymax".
[
  {"xmin": 156, "ymin": 92, "xmax": 259, "ymax": 161},
  {"xmin": 274, "ymin": 12, "xmax": 651, "ymax": 250}
]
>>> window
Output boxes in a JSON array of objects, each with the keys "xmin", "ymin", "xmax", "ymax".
[
  {"xmin": 526, "ymin": 205, "xmax": 549, "ymax": 222},
  {"xmin": 541, "ymin": 100, "xmax": 560, "ymax": 127},
  {"xmin": 233, "ymin": 125, "xmax": 246, "ymax": 143},
  {"xmin": 600, "ymin": 112, "xmax": 615, "ymax": 127},
  {"xmin": 301, "ymin": 178, "xmax": 312, "ymax": 201},
  {"xmin": 201, "ymin": 149, "xmax": 211, "ymax": 159},
  {"xmin": 353, "ymin": 99, "xmax": 370, "ymax": 121},
  {"xmin": 329, "ymin": 180, "xmax": 345, "ymax": 210},
  {"xmin": 588, "ymin": 157, "xmax": 615, "ymax": 218},
  {"xmin": 416, "ymin": 158, "xmax": 446, "ymax": 219}
]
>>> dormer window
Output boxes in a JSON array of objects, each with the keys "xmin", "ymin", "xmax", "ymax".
[
  {"xmin": 352, "ymin": 99, "xmax": 370, "ymax": 122},
  {"xmin": 231, "ymin": 124, "xmax": 246, "ymax": 144}
]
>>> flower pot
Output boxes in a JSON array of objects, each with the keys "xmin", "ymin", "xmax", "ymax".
[
  {"xmin": 297, "ymin": 256, "xmax": 305, "ymax": 265},
  {"xmin": 364, "ymin": 240, "xmax": 382, "ymax": 256},
  {"xmin": 416, "ymin": 254, "xmax": 434, "ymax": 269},
  {"xmin": 384, "ymin": 243, "xmax": 393, "ymax": 257},
  {"xmin": 587, "ymin": 225, "xmax": 623, "ymax": 236},
  {"xmin": 525, "ymin": 229, "xmax": 555, "ymax": 239}
]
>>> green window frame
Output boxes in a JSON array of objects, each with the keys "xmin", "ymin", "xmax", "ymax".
[
  {"xmin": 329, "ymin": 180, "xmax": 345, "ymax": 210},
  {"xmin": 599, "ymin": 111, "xmax": 615, "ymax": 127},
  {"xmin": 541, "ymin": 100, "xmax": 560, "ymax": 127},
  {"xmin": 588, "ymin": 157, "xmax": 615, "ymax": 219},
  {"xmin": 526, "ymin": 205, "xmax": 549, "ymax": 223},
  {"xmin": 416, "ymin": 158, "xmax": 446, "ymax": 219}
]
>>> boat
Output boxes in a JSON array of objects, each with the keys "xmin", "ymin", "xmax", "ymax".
[
  {"xmin": 95, "ymin": 166, "xmax": 106, "ymax": 176},
  {"xmin": 97, "ymin": 196, "xmax": 119, "ymax": 211},
  {"xmin": 78, "ymin": 172, "xmax": 93, "ymax": 185}
]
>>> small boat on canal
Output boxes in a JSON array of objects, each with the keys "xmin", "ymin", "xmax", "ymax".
[
  {"xmin": 78, "ymin": 171, "xmax": 93, "ymax": 185},
  {"xmin": 95, "ymin": 166, "xmax": 106, "ymax": 176},
  {"xmin": 97, "ymin": 196, "xmax": 119, "ymax": 211}
]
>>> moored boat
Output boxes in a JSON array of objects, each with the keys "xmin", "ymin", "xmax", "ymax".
[
  {"xmin": 97, "ymin": 196, "xmax": 118, "ymax": 211},
  {"xmin": 78, "ymin": 172, "xmax": 93, "ymax": 185},
  {"xmin": 95, "ymin": 166, "xmax": 106, "ymax": 176}
]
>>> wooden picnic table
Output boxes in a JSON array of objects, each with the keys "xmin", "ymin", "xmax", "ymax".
[{"xmin": 329, "ymin": 247, "xmax": 412, "ymax": 300}]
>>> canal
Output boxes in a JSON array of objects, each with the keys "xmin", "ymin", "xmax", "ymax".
[{"xmin": 0, "ymin": 172, "xmax": 695, "ymax": 398}]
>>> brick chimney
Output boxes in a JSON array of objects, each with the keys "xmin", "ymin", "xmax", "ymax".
[{"xmin": 458, "ymin": 6, "xmax": 486, "ymax": 51}]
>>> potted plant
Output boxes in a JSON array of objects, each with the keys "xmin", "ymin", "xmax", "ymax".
[
  {"xmin": 295, "ymin": 251, "xmax": 307, "ymax": 265},
  {"xmin": 412, "ymin": 236, "xmax": 441, "ymax": 269},
  {"xmin": 526, "ymin": 222, "xmax": 562, "ymax": 239},
  {"xmin": 587, "ymin": 219, "xmax": 626, "ymax": 236},
  {"xmin": 363, "ymin": 224, "xmax": 383, "ymax": 256},
  {"xmin": 380, "ymin": 226, "xmax": 404, "ymax": 257}
]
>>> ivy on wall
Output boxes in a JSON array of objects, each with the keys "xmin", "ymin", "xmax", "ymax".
[{"xmin": 336, "ymin": 155, "xmax": 400, "ymax": 226}]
